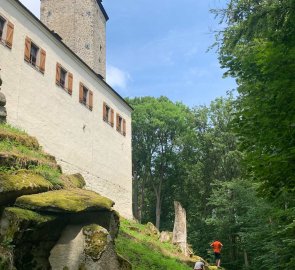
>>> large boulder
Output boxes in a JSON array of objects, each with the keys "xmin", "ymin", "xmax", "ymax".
[
  {"xmin": 60, "ymin": 173, "xmax": 86, "ymax": 189},
  {"xmin": 145, "ymin": 222, "xmax": 160, "ymax": 238},
  {"xmin": 159, "ymin": 231, "xmax": 173, "ymax": 243},
  {"xmin": 0, "ymin": 207, "xmax": 66, "ymax": 270},
  {"xmin": 0, "ymin": 92, "xmax": 6, "ymax": 107},
  {"xmin": 0, "ymin": 171, "xmax": 53, "ymax": 205},
  {"xmin": 15, "ymin": 189, "xmax": 114, "ymax": 213},
  {"xmin": 49, "ymin": 224, "xmax": 123, "ymax": 270}
]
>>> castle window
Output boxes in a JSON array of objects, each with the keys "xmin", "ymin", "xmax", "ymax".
[
  {"xmin": 103, "ymin": 102, "xmax": 114, "ymax": 127},
  {"xmin": 30, "ymin": 42, "xmax": 39, "ymax": 66},
  {"xmin": 0, "ymin": 15, "xmax": 14, "ymax": 49},
  {"xmin": 24, "ymin": 37, "xmax": 46, "ymax": 74},
  {"xmin": 116, "ymin": 113, "xmax": 126, "ymax": 136},
  {"xmin": 60, "ymin": 68, "xmax": 67, "ymax": 87},
  {"xmin": 79, "ymin": 83, "xmax": 93, "ymax": 111},
  {"xmin": 56, "ymin": 63, "xmax": 73, "ymax": 95},
  {"xmin": 0, "ymin": 17, "xmax": 5, "ymax": 40}
]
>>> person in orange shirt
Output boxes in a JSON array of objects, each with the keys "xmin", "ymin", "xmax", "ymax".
[{"xmin": 210, "ymin": 239, "xmax": 223, "ymax": 267}]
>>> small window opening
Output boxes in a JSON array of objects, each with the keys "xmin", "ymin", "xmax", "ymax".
[
  {"xmin": 30, "ymin": 42, "xmax": 39, "ymax": 66},
  {"xmin": 105, "ymin": 105, "xmax": 110, "ymax": 121},
  {"xmin": 82, "ymin": 86, "xmax": 88, "ymax": 105},
  {"xmin": 0, "ymin": 17, "xmax": 5, "ymax": 41},
  {"xmin": 60, "ymin": 67, "xmax": 67, "ymax": 88},
  {"xmin": 118, "ymin": 116, "xmax": 123, "ymax": 131}
]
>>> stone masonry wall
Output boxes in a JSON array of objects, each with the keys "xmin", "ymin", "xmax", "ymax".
[{"xmin": 40, "ymin": 0, "xmax": 106, "ymax": 78}]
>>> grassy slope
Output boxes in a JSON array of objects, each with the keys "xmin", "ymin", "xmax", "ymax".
[
  {"xmin": 116, "ymin": 220, "xmax": 194, "ymax": 270},
  {"xmin": 0, "ymin": 124, "xmax": 218, "ymax": 269},
  {"xmin": 0, "ymin": 123, "xmax": 62, "ymax": 187}
]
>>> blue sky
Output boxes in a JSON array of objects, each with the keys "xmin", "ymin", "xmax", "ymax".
[{"xmin": 19, "ymin": 0, "xmax": 236, "ymax": 107}]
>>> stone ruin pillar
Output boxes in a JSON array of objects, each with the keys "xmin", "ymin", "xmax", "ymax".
[
  {"xmin": 172, "ymin": 201, "xmax": 188, "ymax": 256},
  {"xmin": 0, "ymin": 69, "xmax": 7, "ymax": 123}
]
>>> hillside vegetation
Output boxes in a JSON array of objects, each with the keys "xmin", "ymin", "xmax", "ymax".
[
  {"xmin": 0, "ymin": 123, "xmax": 219, "ymax": 270},
  {"xmin": 116, "ymin": 219, "xmax": 218, "ymax": 270}
]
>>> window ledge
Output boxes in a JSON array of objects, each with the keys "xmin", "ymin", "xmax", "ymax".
[
  {"xmin": 56, "ymin": 83, "xmax": 72, "ymax": 95},
  {"xmin": 24, "ymin": 60, "xmax": 44, "ymax": 75},
  {"xmin": 103, "ymin": 118, "xmax": 114, "ymax": 127},
  {"xmin": 79, "ymin": 101, "xmax": 92, "ymax": 111},
  {"xmin": 116, "ymin": 128, "xmax": 126, "ymax": 137},
  {"xmin": 0, "ymin": 39, "xmax": 11, "ymax": 49}
]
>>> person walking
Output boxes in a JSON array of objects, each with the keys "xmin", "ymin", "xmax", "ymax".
[
  {"xmin": 210, "ymin": 239, "xmax": 223, "ymax": 267},
  {"xmin": 193, "ymin": 260, "xmax": 205, "ymax": 270}
]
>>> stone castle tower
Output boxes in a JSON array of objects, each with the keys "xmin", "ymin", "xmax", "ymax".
[{"xmin": 40, "ymin": 0, "xmax": 108, "ymax": 79}]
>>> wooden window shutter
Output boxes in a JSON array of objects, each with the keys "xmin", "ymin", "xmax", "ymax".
[
  {"xmin": 111, "ymin": 109, "xmax": 114, "ymax": 127},
  {"xmin": 103, "ymin": 102, "xmax": 107, "ymax": 121},
  {"xmin": 39, "ymin": 49, "xmax": 46, "ymax": 73},
  {"xmin": 68, "ymin": 72, "xmax": 73, "ymax": 95},
  {"xmin": 24, "ymin": 37, "xmax": 31, "ymax": 62},
  {"xmin": 116, "ymin": 113, "xmax": 119, "ymax": 131},
  {"xmin": 123, "ymin": 119, "xmax": 126, "ymax": 136},
  {"xmin": 56, "ymin": 63, "xmax": 61, "ymax": 85},
  {"xmin": 6, "ymin": 21, "xmax": 14, "ymax": 49},
  {"xmin": 89, "ymin": 90, "xmax": 93, "ymax": 111},
  {"xmin": 79, "ymin": 83, "xmax": 83, "ymax": 103}
]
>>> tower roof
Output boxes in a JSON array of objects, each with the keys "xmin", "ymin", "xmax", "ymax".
[{"xmin": 97, "ymin": 0, "xmax": 109, "ymax": 21}]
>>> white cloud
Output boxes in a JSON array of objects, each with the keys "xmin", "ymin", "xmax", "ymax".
[{"xmin": 106, "ymin": 65, "xmax": 130, "ymax": 90}]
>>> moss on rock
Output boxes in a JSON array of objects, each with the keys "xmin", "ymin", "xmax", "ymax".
[
  {"xmin": 15, "ymin": 189, "xmax": 114, "ymax": 213},
  {"xmin": 83, "ymin": 224, "xmax": 109, "ymax": 260},
  {"xmin": 0, "ymin": 245, "xmax": 14, "ymax": 270},
  {"xmin": 0, "ymin": 170, "xmax": 53, "ymax": 205},
  {"xmin": 60, "ymin": 173, "xmax": 86, "ymax": 189},
  {"xmin": 117, "ymin": 254, "xmax": 133, "ymax": 270},
  {"xmin": 3, "ymin": 207, "xmax": 55, "ymax": 223},
  {"xmin": 0, "ymin": 207, "xmax": 56, "ymax": 245}
]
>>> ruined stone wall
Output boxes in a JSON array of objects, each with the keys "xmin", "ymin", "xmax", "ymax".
[
  {"xmin": 40, "ymin": 0, "xmax": 106, "ymax": 78},
  {"xmin": 0, "ymin": 0, "xmax": 132, "ymax": 218}
]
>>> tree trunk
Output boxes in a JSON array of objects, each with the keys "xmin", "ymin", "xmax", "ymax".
[
  {"xmin": 132, "ymin": 171, "xmax": 139, "ymax": 220},
  {"xmin": 155, "ymin": 188, "xmax": 161, "ymax": 229},
  {"xmin": 138, "ymin": 176, "xmax": 146, "ymax": 223},
  {"xmin": 244, "ymin": 249, "xmax": 249, "ymax": 268}
]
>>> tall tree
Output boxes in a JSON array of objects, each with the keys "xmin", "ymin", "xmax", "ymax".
[
  {"xmin": 213, "ymin": 0, "xmax": 295, "ymax": 268},
  {"xmin": 127, "ymin": 96, "xmax": 194, "ymax": 229}
]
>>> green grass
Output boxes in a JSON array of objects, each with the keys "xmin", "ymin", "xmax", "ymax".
[
  {"xmin": 0, "ymin": 123, "xmax": 26, "ymax": 135},
  {"xmin": 0, "ymin": 139, "xmax": 46, "ymax": 161},
  {"xmin": 30, "ymin": 165, "xmax": 63, "ymax": 187},
  {"xmin": 116, "ymin": 220, "xmax": 192, "ymax": 270},
  {"xmin": 0, "ymin": 124, "xmax": 63, "ymax": 187}
]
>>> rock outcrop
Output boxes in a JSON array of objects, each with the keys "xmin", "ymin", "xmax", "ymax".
[
  {"xmin": 172, "ymin": 201, "xmax": 188, "ymax": 256},
  {"xmin": 0, "ymin": 124, "xmax": 130, "ymax": 270}
]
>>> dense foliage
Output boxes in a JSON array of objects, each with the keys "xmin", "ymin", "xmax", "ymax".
[
  {"xmin": 128, "ymin": 1, "xmax": 295, "ymax": 269},
  {"xmin": 214, "ymin": 0, "xmax": 295, "ymax": 269}
]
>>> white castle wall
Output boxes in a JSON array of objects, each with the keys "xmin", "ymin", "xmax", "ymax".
[{"xmin": 0, "ymin": 0, "xmax": 133, "ymax": 218}]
